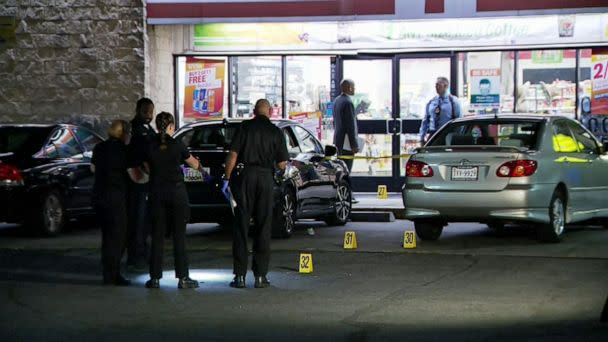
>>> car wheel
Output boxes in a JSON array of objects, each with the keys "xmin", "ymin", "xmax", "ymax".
[
  {"xmin": 487, "ymin": 222, "xmax": 505, "ymax": 235},
  {"xmin": 324, "ymin": 180, "xmax": 352, "ymax": 226},
  {"xmin": 414, "ymin": 221, "xmax": 443, "ymax": 241},
  {"xmin": 39, "ymin": 190, "xmax": 65, "ymax": 236},
  {"xmin": 538, "ymin": 191, "xmax": 566, "ymax": 243},
  {"xmin": 272, "ymin": 189, "xmax": 296, "ymax": 239}
]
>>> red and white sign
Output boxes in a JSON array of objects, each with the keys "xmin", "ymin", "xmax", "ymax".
[{"xmin": 592, "ymin": 48, "xmax": 608, "ymax": 115}]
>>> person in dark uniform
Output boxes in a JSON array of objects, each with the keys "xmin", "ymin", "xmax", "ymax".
[
  {"xmin": 126, "ymin": 97, "xmax": 156, "ymax": 270},
  {"xmin": 224, "ymin": 99, "xmax": 289, "ymax": 289},
  {"xmin": 144, "ymin": 112, "xmax": 202, "ymax": 289},
  {"xmin": 91, "ymin": 120, "xmax": 131, "ymax": 286}
]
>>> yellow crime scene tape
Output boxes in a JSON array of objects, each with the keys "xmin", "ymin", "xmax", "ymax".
[{"xmin": 329, "ymin": 154, "xmax": 412, "ymax": 160}]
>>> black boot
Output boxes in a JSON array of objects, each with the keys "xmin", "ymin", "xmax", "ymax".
[
  {"xmin": 145, "ymin": 278, "xmax": 160, "ymax": 289},
  {"xmin": 230, "ymin": 275, "xmax": 246, "ymax": 288},
  {"xmin": 178, "ymin": 277, "xmax": 199, "ymax": 289}
]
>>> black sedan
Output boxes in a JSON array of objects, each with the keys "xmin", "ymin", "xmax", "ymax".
[
  {"xmin": 0, "ymin": 124, "xmax": 103, "ymax": 235},
  {"xmin": 174, "ymin": 119, "xmax": 353, "ymax": 238}
]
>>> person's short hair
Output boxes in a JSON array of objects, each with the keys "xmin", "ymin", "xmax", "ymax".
[
  {"xmin": 253, "ymin": 99, "xmax": 270, "ymax": 115},
  {"xmin": 340, "ymin": 79, "xmax": 354, "ymax": 89},
  {"xmin": 436, "ymin": 77, "xmax": 450, "ymax": 86},
  {"xmin": 480, "ymin": 79, "xmax": 491, "ymax": 85},
  {"xmin": 107, "ymin": 120, "xmax": 129, "ymax": 140},
  {"xmin": 135, "ymin": 97, "xmax": 154, "ymax": 120}
]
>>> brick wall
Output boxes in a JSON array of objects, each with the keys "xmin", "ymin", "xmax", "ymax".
[{"xmin": 0, "ymin": 0, "xmax": 146, "ymax": 135}]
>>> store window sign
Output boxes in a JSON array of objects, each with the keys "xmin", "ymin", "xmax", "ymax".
[
  {"xmin": 470, "ymin": 69, "xmax": 500, "ymax": 109},
  {"xmin": 192, "ymin": 14, "xmax": 606, "ymax": 52},
  {"xmin": 184, "ymin": 57, "xmax": 225, "ymax": 121},
  {"xmin": 591, "ymin": 48, "xmax": 608, "ymax": 115},
  {"xmin": 531, "ymin": 50, "xmax": 563, "ymax": 64}
]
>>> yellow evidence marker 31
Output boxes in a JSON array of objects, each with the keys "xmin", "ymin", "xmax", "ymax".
[
  {"xmin": 299, "ymin": 253, "xmax": 313, "ymax": 273},
  {"xmin": 343, "ymin": 231, "xmax": 358, "ymax": 249}
]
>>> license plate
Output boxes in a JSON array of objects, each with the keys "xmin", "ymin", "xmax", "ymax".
[
  {"xmin": 183, "ymin": 167, "xmax": 209, "ymax": 182},
  {"xmin": 451, "ymin": 166, "xmax": 478, "ymax": 181}
]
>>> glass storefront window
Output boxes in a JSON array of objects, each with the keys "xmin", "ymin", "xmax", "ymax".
[
  {"xmin": 352, "ymin": 134, "xmax": 392, "ymax": 177},
  {"xmin": 343, "ymin": 60, "xmax": 392, "ymax": 120},
  {"xmin": 285, "ymin": 56, "xmax": 332, "ymax": 146},
  {"xmin": 516, "ymin": 50, "xmax": 576, "ymax": 118},
  {"xmin": 232, "ymin": 56, "xmax": 283, "ymax": 119},
  {"xmin": 400, "ymin": 58, "xmax": 450, "ymax": 119},
  {"xmin": 459, "ymin": 52, "xmax": 514, "ymax": 116}
]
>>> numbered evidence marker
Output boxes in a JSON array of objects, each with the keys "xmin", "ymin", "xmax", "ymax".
[
  {"xmin": 343, "ymin": 231, "xmax": 358, "ymax": 249},
  {"xmin": 403, "ymin": 230, "xmax": 416, "ymax": 249},
  {"xmin": 377, "ymin": 185, "xmax": 388, "ymax": 200},
  {"xmin": 299, "ymin": 253, "xmax": 313, "ymax": 273}
]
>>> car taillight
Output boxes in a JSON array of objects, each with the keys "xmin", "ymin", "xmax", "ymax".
[
  {"xmin": 496, "ymin": 160, "xmax": 537, "ymax": 177},
  {"xmin": 0, "ymin": 163, "xmax": 24, "ymax": 186},
  {"xmin": 406, "ymin": 160, "xmax": 434, "ymax": 177}
]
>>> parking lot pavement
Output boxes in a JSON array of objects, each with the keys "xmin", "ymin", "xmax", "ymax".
[{"xmin": 1, "ymin": 220, "xmax": 607, "ymax": 341}]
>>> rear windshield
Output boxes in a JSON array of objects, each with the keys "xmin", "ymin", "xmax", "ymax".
[
  {"xmin": 428, "ymin": 120, "xmax": 542, "ymax": 150},
  {"xmin": 0, "ymin": 127, "xmax": 52, "ymax": 155},
  {"xmin": 177, "ymin": 124, "xmax": 239, "ymax": 149}
]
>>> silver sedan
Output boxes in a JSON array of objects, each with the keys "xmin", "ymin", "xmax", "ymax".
[{"xmin": 402, "ymin": 115, "xmax": 608, "ymax": 243}]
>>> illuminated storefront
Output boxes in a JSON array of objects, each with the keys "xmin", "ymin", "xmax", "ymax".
[{"xmin": 147, "ymin": 1, "xmax": 608, "ymax": 191}]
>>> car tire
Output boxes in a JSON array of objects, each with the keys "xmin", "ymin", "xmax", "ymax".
[
  {"xmin": 324, "ymin": 179, "xmax": 352, "ymax": 226},
  {"xmin": 487, "ymin": 222, "xmax": 505, "ymax": 235},
  {"xmin": 537, "ymin": 191, "xmax": 566, "ymax": 243},
  {"xmin": 272, "ymin": 189, "xmax": 296, "ymax": 239},
  {"xmin": 415, "ymin": 221, "xmax": 443, "ymax": 241},
  {"xmin": 37, "ymin": 190, "xmax": 65, "ymax": 237}
]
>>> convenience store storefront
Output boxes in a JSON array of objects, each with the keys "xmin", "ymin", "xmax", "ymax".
[{"xmin": 166, "ymin": 13, "xmax": 608, "ymax": 192}]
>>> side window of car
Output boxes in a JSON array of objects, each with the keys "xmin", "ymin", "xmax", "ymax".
[
  {"xmin": 552, "ymin": 121, "xmax": 579, "ymax": 153},
  {"xmin": 72, "ymin": 127, "xmax": 102, "ymax": 151},
  {"xmin": 284, "ymin": 128, "xmax": 301, "ymax": 156},
  {"xmin": 293, "ymin": 126, "xmax": 322, "ymax": 154},
  {"xmin": 568, "ymin": 122, "xmax": 599, "ymax": 154},
  {"xmin": 178, "ymin": 130, "xmax": 195, "ymax": 148},
  {"xmin": 45, "ymin": 128, "xmax": 84, "ymax": 158}
]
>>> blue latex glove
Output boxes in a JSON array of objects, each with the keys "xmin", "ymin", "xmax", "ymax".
[{"xmin": 221, "ymin": 180, "xmax": 230, "ymax": 201}]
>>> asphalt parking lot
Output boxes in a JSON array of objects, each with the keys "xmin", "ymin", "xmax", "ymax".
[{"xmin": 1, "ymin": 220, "xmax": 607, "ymax": 341}]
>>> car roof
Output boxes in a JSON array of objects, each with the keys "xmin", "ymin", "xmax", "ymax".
[
  {"xmin": 451, "ymin": 114, "xmax": 571, "ymax": 124},
  {"xmin": 177, "ymin": 118, "xmax": 295, "ymax": 131}
]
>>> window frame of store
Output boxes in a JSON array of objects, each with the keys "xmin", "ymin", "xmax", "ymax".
[{"xmin": 339, "ymin": 53, "xmax": 457, "ymax": 192}]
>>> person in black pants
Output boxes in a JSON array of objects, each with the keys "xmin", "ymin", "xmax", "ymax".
[
  {"xmin": 91, "ymin": 120, "xmax": 131, "ymax": 286},
  {"xmin": 126, "ymin": 97, "xmax": 156, "ymax": 270},
  {"xmin": 144, "ymin": 112, "xmax": 202, "ymax": 289},
  {"xmin": 224, "ymin": 99, "xmax": 289, "ymax": 288}
]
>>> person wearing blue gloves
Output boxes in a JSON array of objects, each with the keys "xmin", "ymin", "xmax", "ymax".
[{"xmin": 224, "ymin": 99, "xmax": 289, "ymax": 289}]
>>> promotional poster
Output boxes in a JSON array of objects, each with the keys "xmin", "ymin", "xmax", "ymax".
[{"xmin": 184, "ymin": 57, "xmax": 225, "ymax": 121}]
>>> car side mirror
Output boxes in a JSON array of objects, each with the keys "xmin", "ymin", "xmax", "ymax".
[{"xmin": 324, "ymin": 145, "xmax": 337, "ymax": 157}]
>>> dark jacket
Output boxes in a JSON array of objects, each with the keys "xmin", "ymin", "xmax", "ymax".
[{"xmin": 332, "ymin": 93, "xmax": 359, "ymax": 152}]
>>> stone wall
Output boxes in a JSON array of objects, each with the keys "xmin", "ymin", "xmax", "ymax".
[{"xmin": 0, "ymin": 0, "xmax": 146, "ymax": 135}]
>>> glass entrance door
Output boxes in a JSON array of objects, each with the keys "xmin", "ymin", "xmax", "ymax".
[{"xmin": 340, "ymin": 55, "xmax": 454, "ymax": 192}]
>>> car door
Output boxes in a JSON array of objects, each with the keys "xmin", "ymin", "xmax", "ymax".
[
  {"xmin": 69, "ymin": 127, "xmax": 103, "ymax": 212},
  {"xmin": 567, "ymin": 120, "xmax": 608, "ymax": 214},
  {"xmin": 43, "ymin": 127, "xmax": 91, "ymax": 211},
  {"xmin": 291, "ymin": 125, "xmax": 333, "ymax": 210},
  {"xmin": 551, "ymin": 120, "xmax": 589, "ymax": 215}
]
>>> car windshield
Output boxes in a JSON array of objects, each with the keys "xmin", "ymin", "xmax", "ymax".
[
  {"xmin": 0, "ymin": 127, "xmax": 53, "ymax": 155},
  {"xmin": 428, "ymin": 120, "xmax": 542, "ymax": 150},
  {"xmin": 178, "ymin": 124, "xmax": 239, "ymax": 149}
]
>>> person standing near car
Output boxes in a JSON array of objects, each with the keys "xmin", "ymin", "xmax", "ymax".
[
  {"xmin": 419, "ymin": 76, "xmax": 462, "ymax": 144},
  {"xmin": 91, "ymin": 120, "xmax": 131, "ymax": 286},
  {"xmin": 333, "ymin": 79, "xmax": 359, "ymax": 172},
  {"xmin": 126, "ymin": 97, "xmax": 155, "ymax": 270},
  {"xmin": 224, "ymin": 99, "xmax": 289, "ymax": 289},
  {"xmin": 144, "ymin": 112, "xmax": 202, "ymax": 289}
]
